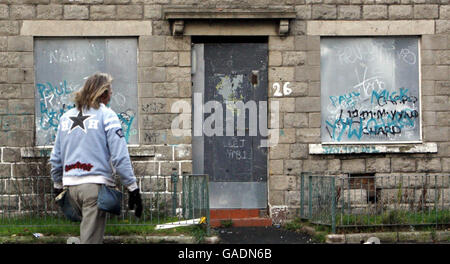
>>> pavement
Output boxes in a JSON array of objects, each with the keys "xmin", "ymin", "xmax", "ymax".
[
  {"xmin": 326, "ymin": 230, "xmax": 450, "ymax": 244},
  {"xmin": 0, "ymin": 226, "xmax": 313, "ymax": 244},
  {"xmin": 214, "ymin": 226, "xmax": 313, "ymax": 244},
  {"xmin": 3, "ymin": 228, "xmax": 449, "ymax": 244}
]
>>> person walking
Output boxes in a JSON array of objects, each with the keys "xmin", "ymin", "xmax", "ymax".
[{"xmin": 50, "ymin": 72, "xmax": 142, "ymax": 244}]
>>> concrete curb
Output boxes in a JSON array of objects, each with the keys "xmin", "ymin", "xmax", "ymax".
[
  {"xmin": 0, "ymin": 235, "xmax": 221, "ymax": 244},
  {"xmin": 106, "ymin": 235, "xmax": 221, "ymax": 244},
  {"xmin": 104, "ymin": 235, "xmax": 197, "ymax": 244},
  {"xmin": 326, "ymin": 231, "xmax": 450, "ymax": 244}
]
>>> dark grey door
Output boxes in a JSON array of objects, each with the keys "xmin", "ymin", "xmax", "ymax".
[{"xmin": 192, "ymin": 41, "xmax": 268, "ymax": 209}]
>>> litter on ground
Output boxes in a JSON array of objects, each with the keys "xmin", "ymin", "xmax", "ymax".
[{"xmin": 155, "ymin": 217, "xmax": 206, "ymax": 230}]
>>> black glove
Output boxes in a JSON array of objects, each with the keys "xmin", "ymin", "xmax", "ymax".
[
  {"xmin": 53, "ymin": 188, "xmax": 63, "ymax": 199},
  {"xmin": 128, "ymin": 188, "xmax": 142, "ymax": 218}
]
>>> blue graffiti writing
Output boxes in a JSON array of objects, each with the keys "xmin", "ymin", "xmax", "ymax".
[
  {"xmin": 364, "ymin": 108, "xmax": 418, "ymax": 136},
  {"xmin": 326, "ymin": 108, "xmax": 419, "ymax": 141},
  {"xmin": 117, "ymin": 110, "xmax": 135, "ymax": 143},
  {"xmin": 346, "ymin": 108, "xmax": 419, "ymax": 121},
  {"xmin": 326, "ymin": 117, "xmax": 363, "ymax": 142},
  {"xmin": 371, "ymin": 87, "xmax": 418, "ymax": 106},
  {"xmin": 322, "ymin": 145, "xmax": 380, "ymax": 154},
  {"xmin": 37, "ymin": 81, "xmax": 74, "ymax": 131},
  {"xmin": 39, "ymin": 149, "xmax": 52, "ymax": 157},
  {"xmin": 329, "ymin": 91, "xmax": 360, "ymax": 108}
]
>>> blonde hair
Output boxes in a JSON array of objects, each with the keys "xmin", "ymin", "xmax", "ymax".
[{"xmin": 74, "ymin": 73, "xmax": 113, "ymax": 111}]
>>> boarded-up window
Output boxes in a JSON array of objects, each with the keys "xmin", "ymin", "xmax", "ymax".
[
  {"xmin": 320, "ymin": 37, "xmax": 420, "ymax": 143},
  {"xmin": 34, "ymin": 38, "xmax": 138, "ymax": 146}
]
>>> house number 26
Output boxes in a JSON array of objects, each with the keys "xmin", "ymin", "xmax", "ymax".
[{"xmin": 273, "ymin": 82, "xmax": 292, "ymax": 97}]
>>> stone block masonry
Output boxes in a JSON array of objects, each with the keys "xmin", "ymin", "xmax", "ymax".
[
  {"xmin": 0, "ymin": 0, "xmax": 448, "ymax": 225},
  {"xmin": 0, "ymin": 145, "xmax": 192, "ymax": 215}
]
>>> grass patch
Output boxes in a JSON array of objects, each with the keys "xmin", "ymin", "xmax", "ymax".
[
  {"xmin": 0, "ymin": 215, "xmax": 209, "ymax": 243},
  {"xmin": 336, "ymin": 209, "xmax": 450, "ymax": 228},
  {"xmin": 0, "ymin": 216, "xmax": 79, "ymax": 236},
  {"xmin": 282, "ymin": 218, "xmax": 329, "ymax": 243},
  {"xmin": 283, "ymin": 217, "xmax": 307, "ymax": 231},
  {"xmin": 281, "ymin": 211, "xmax": 450, "ymax": 243},
  {"xmin": 219, "ymin": 220, "xmax": 233, "ymax": 228}
]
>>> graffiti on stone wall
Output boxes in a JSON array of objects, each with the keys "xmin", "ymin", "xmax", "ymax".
[
  {"xmin": 117, "ymin": 109, "xmax": 137, "ymax": 143},
  {"xmin": 325, "ymin": 87, "xmax": 420, "ymax": 142},
  {"xmin": 321, "ymin": 145, "xmax": 380, "ymax": 154},
  {"xmin": 321, "ymin": 37, "xmax": 420, "ymax": 143},
  {"xmin": 36, "ymin": 80, "xmax": 77, "ymax": 144},
  {"xmin": 36, "ymin": 80, "xmax": 136, "ymax": 144},
  {"xmin": 35, "ymin": 38, "xmax": 138, "ymax": 145}
]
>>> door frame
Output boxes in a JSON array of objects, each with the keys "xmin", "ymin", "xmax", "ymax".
[{"xmin": 191, "ymin": 36, "xmax": 269, "ymax": 209}]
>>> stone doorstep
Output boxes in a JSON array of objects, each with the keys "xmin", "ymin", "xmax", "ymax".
[
  {"xmin": 210, "ymin": 209, "xmax": 273, "ymax": 228},
  {"xmin": 211, "ymin": 209, "xmax": 261, "ymax": 219},
  {"xmin": 210, "ymin": 218, "xmax": 273, "ymax": 228},
  {"xmin": 326, "ymin": 231, "xmax": 450, "ymax": 244}
]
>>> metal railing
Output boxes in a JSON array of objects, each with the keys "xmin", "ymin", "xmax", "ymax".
[
  {"xmin": 0, "ymin": 172, "xmax": 210, "ymax": 233},
  {"xmin": 300, "ymin": 172, "xmax": 450, "ymax": 233}
]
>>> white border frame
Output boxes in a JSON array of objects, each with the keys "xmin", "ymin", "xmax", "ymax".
[
  {"xmin": 306, "ymin": 20, "xmax": 436, "ymax": 150},
  {"xmin": 21, "ymin": 21, "xmax": 150, "ymax": 147},
  {"xmin": 320, "ymin": 36, "xmax": 422, "ymax": 145}
]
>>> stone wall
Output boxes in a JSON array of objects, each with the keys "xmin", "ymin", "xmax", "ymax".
[{"xmin": 0, "ymin": 0, "xmax": 449, "ymax": 222}]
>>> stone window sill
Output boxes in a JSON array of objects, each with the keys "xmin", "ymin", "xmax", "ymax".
[
  {"xmin": 20, "ymin": 146, "xmax": 156, "ymax": 158},
  {"xmin": 309, "ymin": 143, "xmax": 437, "ymax": 155}
]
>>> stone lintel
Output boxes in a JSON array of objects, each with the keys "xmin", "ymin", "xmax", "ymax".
[
  {"xmin": 21, "ymin": 21, "xmax": 152, "ymax": 36},
  {"xmin": 164, "ymin": 8, "xmax": 296, "ymax": 20},
  {"xmin": 307, "ymin": 20, "xmax": 435, "ymax": 36},
  {"xmin": 183, "ymin": 20, "xmax": 278, "ymax": 36}
]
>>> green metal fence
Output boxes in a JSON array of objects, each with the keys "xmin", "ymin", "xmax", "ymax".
[
  {"xmin": 300, "ymin": 173, "xmax": 336, "ymax": 232},
  {"xmin": 300, "ymin": 172, "xmax": 450, "ymax": 233},
  {"xmin": 0, "ymin": 172, "xmax": 210, "ymax": 233}
]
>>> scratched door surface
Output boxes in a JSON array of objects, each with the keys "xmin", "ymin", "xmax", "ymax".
[{"xmin": 192, "ymin": 41, "xmax": 268, "ymax": 209}]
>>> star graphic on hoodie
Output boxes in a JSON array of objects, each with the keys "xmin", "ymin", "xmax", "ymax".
[{"xmin": 68, "ymin": 111, "xmax": 92, "ymax": 134}]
